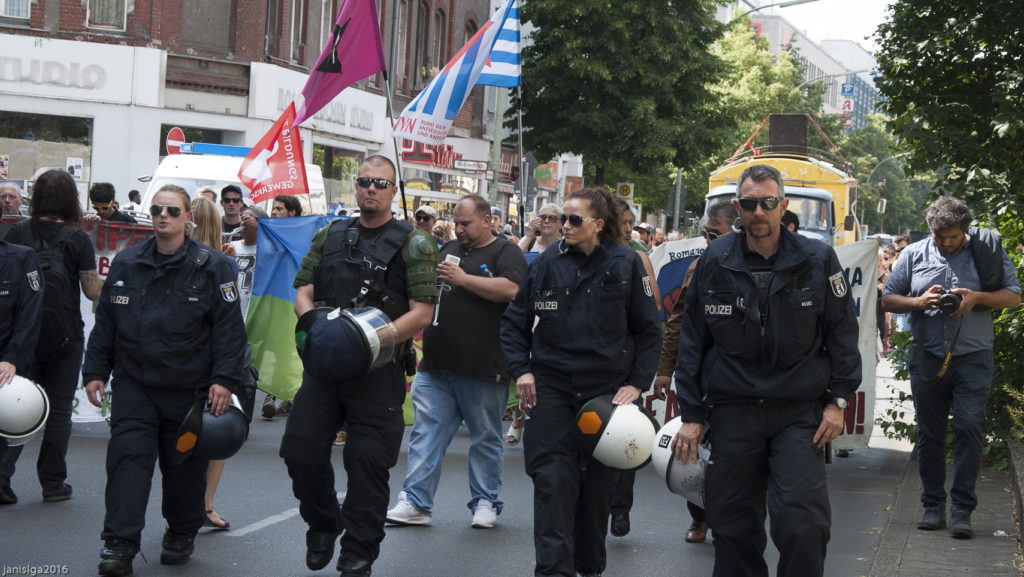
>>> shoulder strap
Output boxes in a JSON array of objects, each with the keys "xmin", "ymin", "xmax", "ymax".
[
  {"xmin": 379, "ymin": 220, "xmax": 413, "ymax": 260},
  {"xmin": 323, "ymin": 217, "xmax": 357, "ymax": 257}
]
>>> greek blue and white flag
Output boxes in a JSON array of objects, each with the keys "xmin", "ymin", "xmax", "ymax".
[
  {"xmin": 393, "ymin": 0, "xmax": 517, "ymax": 145},
  {"xmin": 477, "ymin": 0, "xmax": 520, "ymax": 88}
]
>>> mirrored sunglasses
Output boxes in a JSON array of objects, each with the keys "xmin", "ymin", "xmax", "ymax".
[
  {"xmin": 559, "ymin": 214, "xmax": 597, "ymax": 227},
  {"xmin": 737, "ymin": 197, "xmax": 783, "ymax": 212},
  {"xmin": 355, "ymin": 177, "xmax": 394, "ymax": 190}
]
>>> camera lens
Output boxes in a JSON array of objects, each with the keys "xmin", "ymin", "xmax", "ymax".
[{"xmin": 937, "ymin": 291, "xmax": 962, "ymax": 315}]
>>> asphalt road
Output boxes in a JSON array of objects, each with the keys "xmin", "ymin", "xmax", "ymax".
[{"xmin": 1, "ymin": 405, "xmax": 909, "ymax": 577}]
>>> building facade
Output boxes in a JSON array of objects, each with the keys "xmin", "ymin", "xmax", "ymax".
[{"xmin": 0, "ymin": 0, "xmax": 518, "ymax": 214}]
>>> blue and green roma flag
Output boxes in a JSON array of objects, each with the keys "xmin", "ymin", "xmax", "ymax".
[{"xmin": 247, "ymin": 215, "xmax": 419, "ymax": 423}]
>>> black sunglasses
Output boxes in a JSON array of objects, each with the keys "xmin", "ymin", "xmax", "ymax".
[
  {"xmin": 559, "ymin": 214, "xmax": 597, "ymax": 227},
  {"xmin": 222, "ymin": 197, "xmax": 243, "ymax": 204},
  {"xmin": 538, "ymin": 214, "xmax": 560, "ymax": 222},
  {"xmin": 702, "ymin": 230, "xmax": 720, "ymax": 241},
  {"xmin": 737, "ymin": 197, "xmax": 783, "ymax": 212},
  {"xmin": 355, "ymin": 177, "xmax": 394, "ymax": 189},
  {"xmin": 415, "ymin": 215, "xmax": 434, "ymax": 222},
  {"xmin": 149, "ymin": 204, "xmax": 183, "ymax": 218}
]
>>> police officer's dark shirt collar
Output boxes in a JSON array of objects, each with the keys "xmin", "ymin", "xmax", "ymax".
[{"xmin": 137, "ymin": 236, "xmax": 193, "ymax": 268}]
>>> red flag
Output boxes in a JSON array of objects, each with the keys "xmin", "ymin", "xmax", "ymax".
[
  {"xmin": 294, "ymin": 0, "xmax": 387, "ymax": 126},
  {"xmin": 239, "ymin": 103, "xmax": 308, "ymax": 205}
]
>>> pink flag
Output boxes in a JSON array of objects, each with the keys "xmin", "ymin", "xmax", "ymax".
[{"xmin": 294, "ymin": 0, "xmax": 387, "ymax": 126}]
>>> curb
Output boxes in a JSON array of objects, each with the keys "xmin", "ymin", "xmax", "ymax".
[
  {"xmin": 868, "ymin": 448, "xmax": 918, "ymax": 577},
  {"xmin": 1009, "ymin": 440, "xmax": 1024, "ymax": 571}
]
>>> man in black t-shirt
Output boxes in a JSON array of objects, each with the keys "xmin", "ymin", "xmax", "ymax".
[{"xmin": 386, "ymin": 195, "xmax": 527, "ymax": 529}]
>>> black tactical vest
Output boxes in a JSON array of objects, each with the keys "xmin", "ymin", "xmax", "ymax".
[{"xmin": 313, "ymin": 218, "xmax": 413, "ymax": 321}]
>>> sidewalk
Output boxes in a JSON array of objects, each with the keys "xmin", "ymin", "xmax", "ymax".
[{"xmin": 868, "ymin": 356, "xmax": 1022, "ymax": 576}]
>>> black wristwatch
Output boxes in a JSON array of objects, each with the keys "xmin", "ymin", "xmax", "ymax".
[{"xmin": 829, "ymin": 395, "xmax": 849, "ymax": 410}]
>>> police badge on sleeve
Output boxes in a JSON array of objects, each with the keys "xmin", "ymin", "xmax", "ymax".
[
  {"xmin": 27, "ymin": 270, "xmax": 40, "ymax": 292},
  {"xmin": 642, "ymin": 275, "xmax": 653, "ymax": 297},
  {"xmin": 829, "ymin": 271, "xmax": 848, "ymax": 297},
  {"xmin": 220, "ymin": 282, "xmax": 239, "ymax": 302}
]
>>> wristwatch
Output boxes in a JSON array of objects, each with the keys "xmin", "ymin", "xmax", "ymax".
[{"xmin": 830, "ymin": 396, "xmax": 849, "ymax": 410}]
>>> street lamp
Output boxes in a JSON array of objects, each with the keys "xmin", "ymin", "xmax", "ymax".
[{"xmin": 729, "ymin": 0, "xmax": 821, "ymax": 24}]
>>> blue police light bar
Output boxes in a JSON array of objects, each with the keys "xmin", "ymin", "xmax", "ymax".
[{"xmin": 178, "ymin": 142, "xmax": 252, "ymax": 157}]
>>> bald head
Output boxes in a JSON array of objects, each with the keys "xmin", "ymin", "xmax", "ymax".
[{"xmin": 1, "ymin": 183, "xmax": 23, "ymax": 216}]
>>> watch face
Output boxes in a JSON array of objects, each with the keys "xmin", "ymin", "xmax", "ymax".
[{"xmin": 835, "ymin": 398, "xmax": 849, "ymax": 410}]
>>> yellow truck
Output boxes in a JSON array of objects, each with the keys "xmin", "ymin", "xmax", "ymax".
[{"xmin": 705, "ymin": 114, "xmax": 860, "ymax": 246}]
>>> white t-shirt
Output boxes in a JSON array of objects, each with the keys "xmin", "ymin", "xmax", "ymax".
[{"xmin": 230, "ymin": 241, "xmax": 257, "ymax": 320}]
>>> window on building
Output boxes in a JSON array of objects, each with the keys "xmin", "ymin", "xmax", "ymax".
[
  {"xmin": 291, "ymin": 0, "xmax": 307, "ymax": 64},
  {"xmin": 413, "ymin": 1, "xmax": 430, "ymax": 87},
  {"xmin": 320, "ymin": 0, "xmax": 339, "ymax": 59},
  {"xmin": 464, "ymin": 19, "xmax": 477, "ymax": 45},
  {"xmin": 87, "ymin": 0, "xmax": 128, "ymax": 31},
  {"xmin": 1, "ymin": 0, "xmax": 29, "ymax": 19},
  {"xmin": 268, "ymin": 0, "xmax": 282, "ymax": 56},
  {"xmin": 396, "ymin": 0, "xmax": 408, "ymax": 89},
  {"xmin": 182, "ymin": 0, "xmax": 232, "ymax": 51},
  {"xmin": 313, "ymin": 144, "xmax": 363, "ymax": 207},
  {"xmin": 432, "ymin": 10, "xmax": 446, "ymax": 74}
]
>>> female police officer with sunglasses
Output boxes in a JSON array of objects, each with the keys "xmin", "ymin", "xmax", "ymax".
[
  {"xmin": 82, "ymin": 184, "xmax": 246, "ymax": 577},
  {"xmin": 501, "ymin": 187, "xmax": 661, "ymax": 577}
]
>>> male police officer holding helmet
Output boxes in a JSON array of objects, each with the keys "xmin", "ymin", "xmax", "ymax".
[
  {"xmin": 83, "ymin": 184, "xmax": 246, "ymax": 576},
  {"xmin": 280, "ymin": 155, "xmax": 438, "ymax": 577},
  {"xmin": 673, "ymin": 165, "xmax": 861, "ymax": 577}
]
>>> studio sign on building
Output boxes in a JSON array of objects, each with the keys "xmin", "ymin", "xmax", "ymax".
[{"xmin": 0, "ymin": 57, "xmax": 107, "ymax": 89}]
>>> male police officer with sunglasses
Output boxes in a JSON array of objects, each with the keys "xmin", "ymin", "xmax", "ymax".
[
  {"xmin": 280, "ymin": 155, "xmax": 438, "ymax": 577},
  {"xmin": 672, "ymin": 164, "xmax": 861, "ymax": 577}
]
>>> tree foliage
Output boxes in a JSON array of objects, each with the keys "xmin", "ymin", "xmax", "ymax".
[
  {"xmin": 518, "ymin": 0, "xmax": 727, "ymax": 186},
  {"xmin": 875, "ymin": 0, "xmax": 1024, "ymax": 218},
  {"xmin": 875, "ymin": 1, "xmax": 1024, "ymax": 460},
  {"xmin": 674, "ymin": 19, "xmax": 834, "ymax": 212},
  {"xmin": 837, "ymin": 113, "xmax": 931, "ymax": 236}
]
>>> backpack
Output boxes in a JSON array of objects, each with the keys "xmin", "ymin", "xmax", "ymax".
[{"xmin": 24, "ymin": 222, "xmax": 79, "ymax": 360}]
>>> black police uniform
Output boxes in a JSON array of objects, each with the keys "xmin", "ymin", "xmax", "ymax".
[
  {"xmin": 501, "ymin": 239, "xmax": 661, "ymax": 577},
  {"xmin": 674, "ymin": 227, "xmax": 861, "ymax": 577},
  {"xmin": 280, "ymin": 217, "xmax": 437, "ymax": 570},
  {"xmin": 82, "ymin": 237, "xmax": 246, "ymax": 549},
  {"xmin": 0, "ymin": 241, "xmax": 43, "ymax": 489},
  {"xmin": 0, "ymin": 241, "xmax": 42, "ymax": 373}
]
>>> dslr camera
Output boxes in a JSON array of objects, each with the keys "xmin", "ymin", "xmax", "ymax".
[{"xmin": 936, "ymin": 288, "xmax": 962, "ymax": 315}]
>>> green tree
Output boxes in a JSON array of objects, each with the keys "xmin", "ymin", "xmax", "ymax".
[
  {"xmin": 875, "ymin": 1, "xmax": 1024, "ymax": 461},
  {"xmin": 838, "ymin": 113, "xmax": 930, "ymax": 235},
  {"xmin": 519, "ymin": 0, "xmax": 727, "ymax": 186},
  {"xmin": 675, "ymin": 19, "xmax": 833, "ymax": 212}
]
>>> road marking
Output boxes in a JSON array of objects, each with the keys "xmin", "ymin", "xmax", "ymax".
[{"xmin": 229, "ymin": 492, "xmax": 346, "ymax": 537}]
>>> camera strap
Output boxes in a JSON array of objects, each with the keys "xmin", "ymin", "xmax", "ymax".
[{"xmin": 919, "ymin": 319, "xmax": 963, "ymax": 381}]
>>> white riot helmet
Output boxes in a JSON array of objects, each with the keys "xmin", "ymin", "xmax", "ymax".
[
  {"xmin": 572, "ymin": 395, "xmax": 659, "ymax": 470},
  {"xmin": 0, "ymin": 375, "xmax": 50, "ymax": 447},
  {"xmin": 651, "ymin": 416, "xmax": 710, "ymax": 507}
]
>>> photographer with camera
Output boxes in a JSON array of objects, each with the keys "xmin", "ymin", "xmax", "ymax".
[{"xmin": 882, "ymin": 196, "xmax": 1020, "ymax": 540}]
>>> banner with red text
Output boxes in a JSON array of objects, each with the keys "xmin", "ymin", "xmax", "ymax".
[{"xmin": 239, "ymin": 103, "xmax": 309, "ymax": 205}]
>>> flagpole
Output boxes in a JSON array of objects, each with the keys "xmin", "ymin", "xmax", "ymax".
[
  {"xmin": 383, "ymin": 72, "xmax": 410, "ymax": 222},
  {"xmin": 516, "ymin": 85, "xmax": 525, "ymax": 238}
]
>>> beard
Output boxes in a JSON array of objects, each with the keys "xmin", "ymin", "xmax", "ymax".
[{"xmin": 746, "ymin": 221, "xmax": 774, "ymax": 239}]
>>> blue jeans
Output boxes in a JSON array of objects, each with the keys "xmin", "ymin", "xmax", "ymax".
[
  {"xmin": 402, "ymin": 371, "xmax": 509, "ymax": 515},
  {"xmin": 909, "ymin": 347, "xmax": 993, "ymax": 511}
]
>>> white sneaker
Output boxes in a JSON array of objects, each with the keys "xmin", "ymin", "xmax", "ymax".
[
  {"xmin": 471, "ymin": 499, "xmax": 498, "ymax": 529},
  {"xmin": 386, "ymin": 494, "xmax": 431, "ymax": 525}
]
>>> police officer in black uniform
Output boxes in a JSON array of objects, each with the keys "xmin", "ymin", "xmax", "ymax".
[
  {"xmin": 280, "ymin": 155, "xmax": 438, "ymax": 577},
  {"xmin": 500, "ymin": 187, "xmax": 661, "ymax": 577},
  {"xmin": 83, "ymin": 184, "xmax": 246, "ymax": 577},
  {"xmin": 0, "ymin": 239, "xmax": 43, "ymax": 504},
  {"xmin": 673, "ymin": 165, "xmax": 861, "ymax": 577}
]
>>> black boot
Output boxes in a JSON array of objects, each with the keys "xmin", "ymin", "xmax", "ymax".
[
  {"xmin": 338, "ymin": 556, "xmax": 372, "ymax": 577},
  {"xmin": 98, "ymin": 539, "xmax": 137, "ymax": 577},
  {"xmin": 160, "ymin": 530, "xmax": 195, "ymax": 564},
  {"xmin": 305, "ymin": 530, "xmax": 339, "ymax": 570}
]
